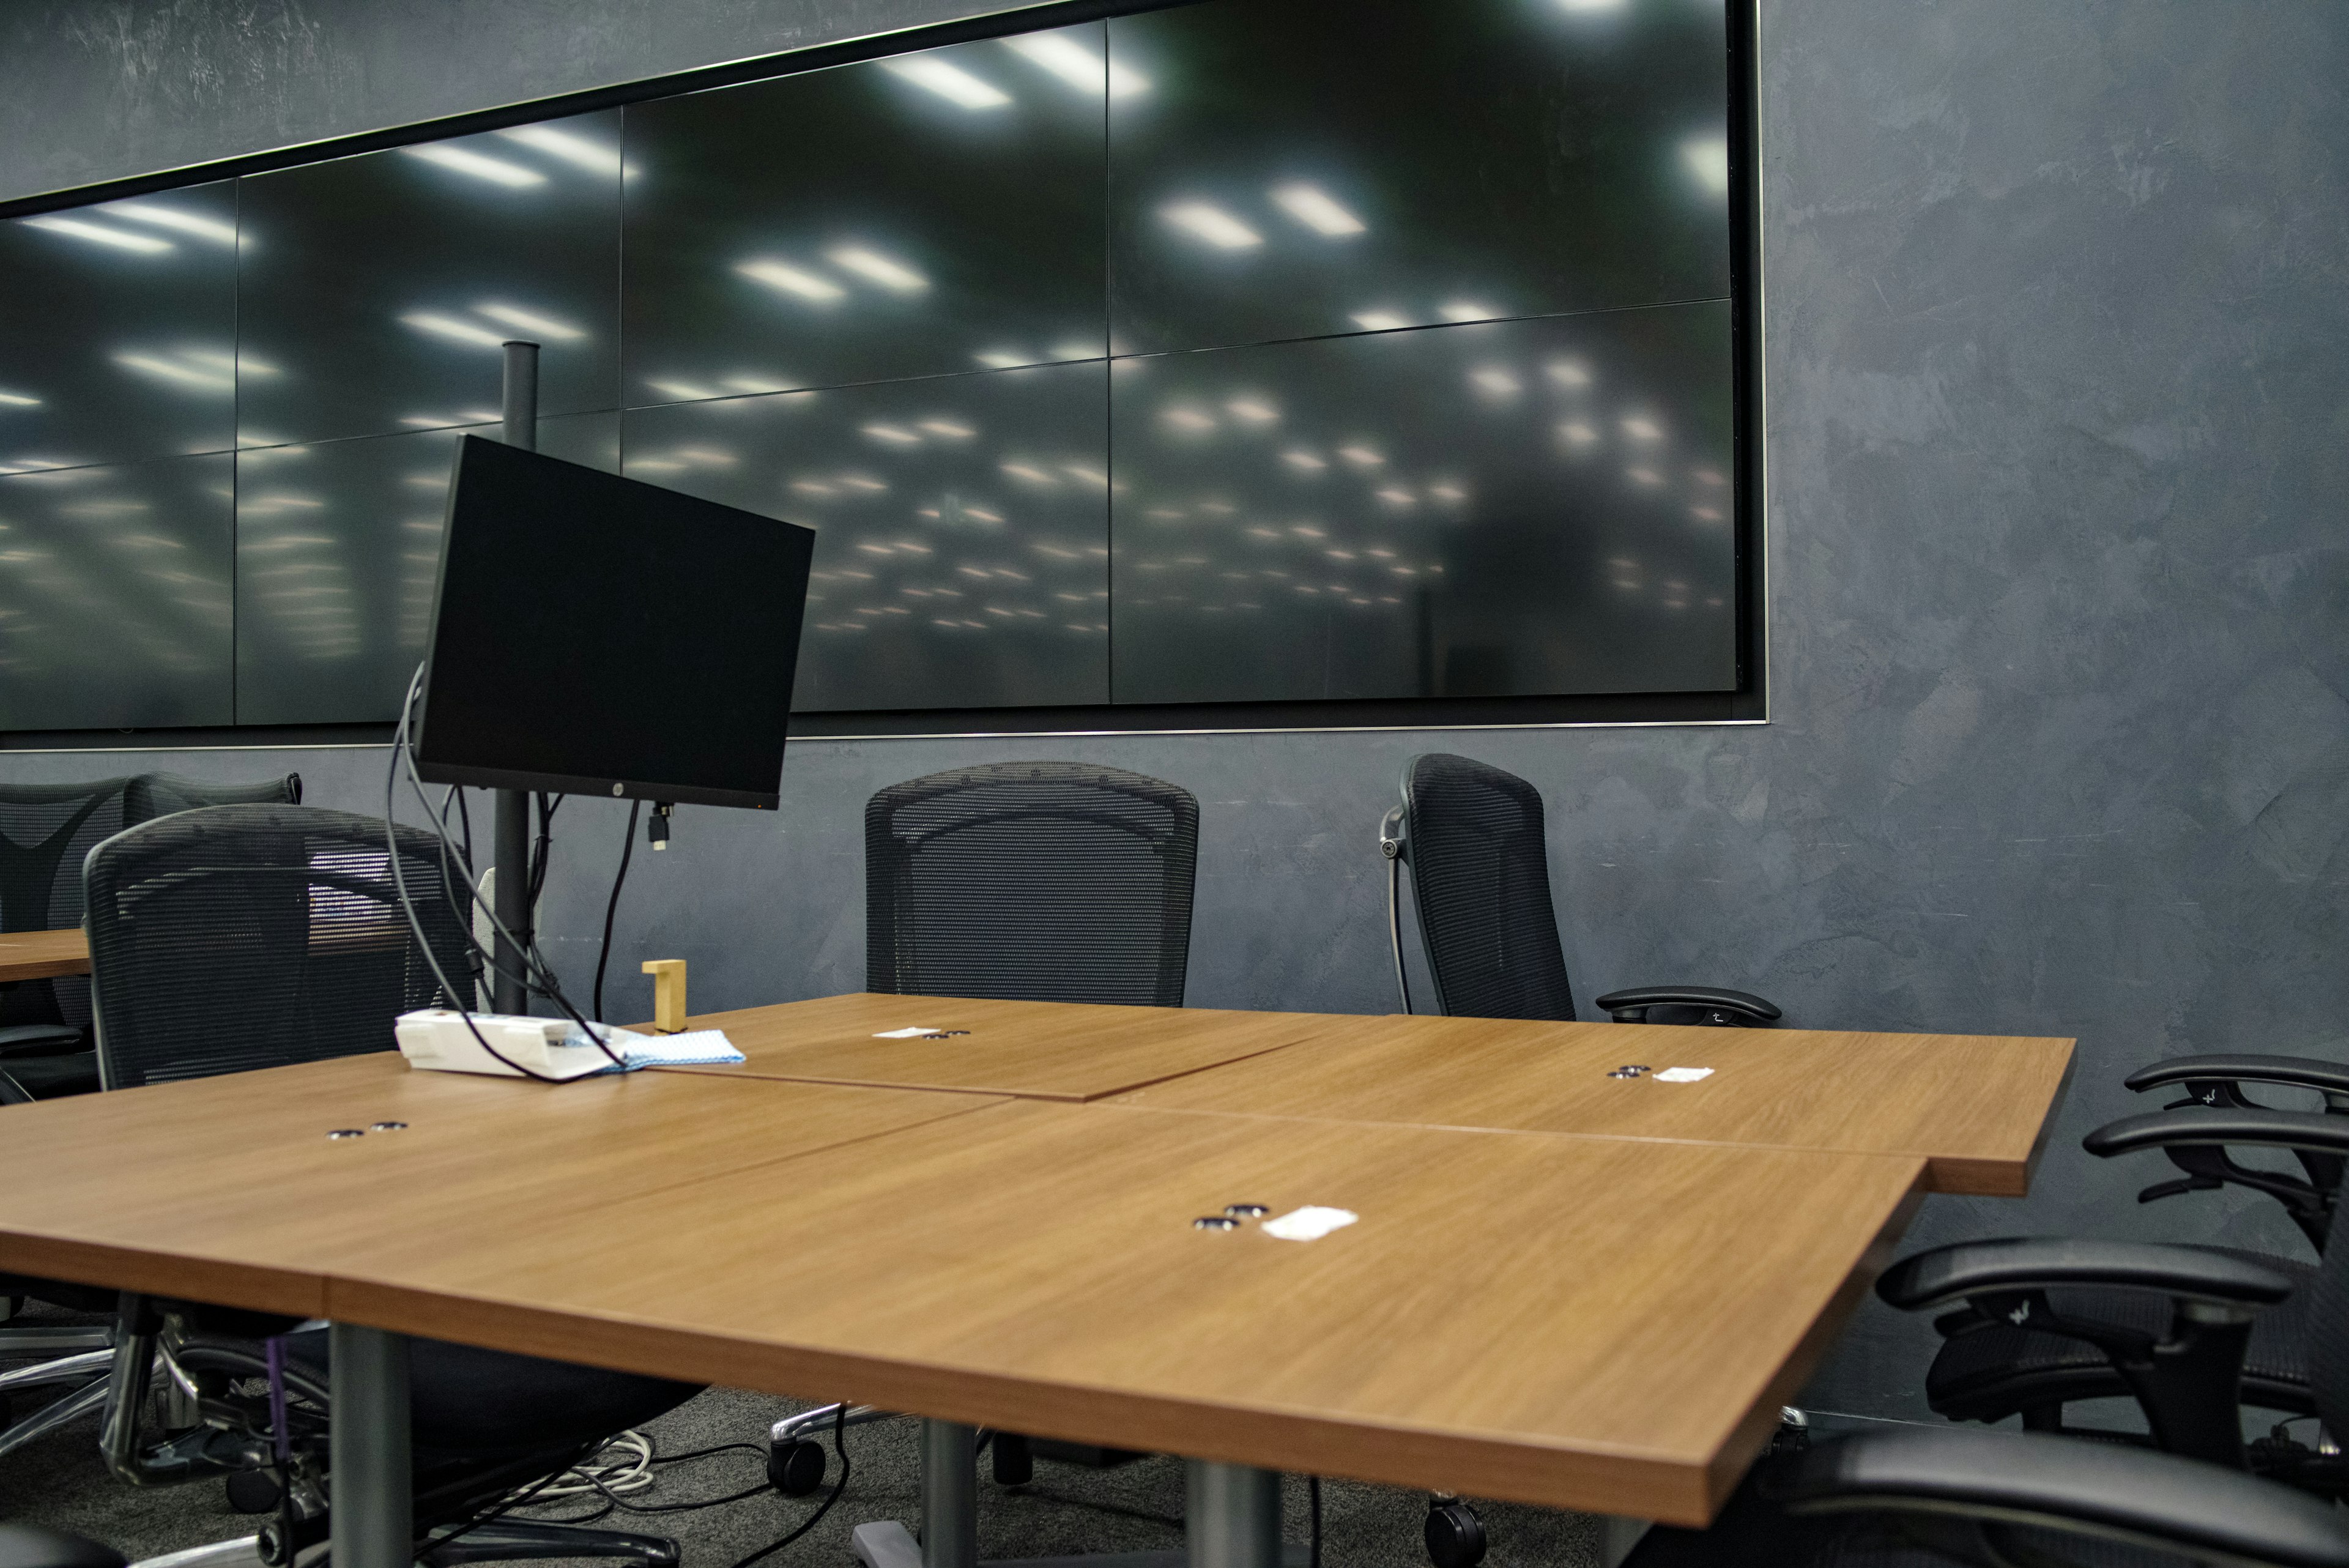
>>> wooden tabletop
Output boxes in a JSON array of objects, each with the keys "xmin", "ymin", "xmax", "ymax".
[
  {"xmin": 647, "ymin": 992, "xmax": 1341, "ymax": 1101},
  {"xmin": 318, "ymin": 1100, "xmax": 1926, "ymax": 1526},
  {"xmin": 0, "ymin": 1051, "xmax": 1003, "ymax": 1315},
  {"xmin": 1113, "ymin": 1015, "xmax": 2074, "ymax": 1196},
  {"xmin": 0, "ymin": 927, "xmax": 90, "ymax": 982}
]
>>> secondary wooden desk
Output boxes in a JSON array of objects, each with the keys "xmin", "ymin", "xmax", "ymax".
[
  {"xmin": 653, "ymin": 991, "xmax": 1337, "ymax": 1100},
  {"xmin": 1113, "ymin": 1013, "xmax": 2074, "ymax": 1197},
  {"xmin": 0, "ymin": 927, "xmax": 89, "ymax": 982},
  {"xmin": 0, "ymin": 1053, "xmax": 1946, "ymax": 1566}
]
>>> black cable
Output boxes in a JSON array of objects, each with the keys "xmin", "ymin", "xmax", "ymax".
[
  {"xmin": 386, "ymin": 666, "xmax": 626, "ymax": 1079},
  {"xmin": 1310, "ymin": 1477, "xmax": 1322, "ymax": 1568},
  {"xmin": 414, "ymin": 1448, "xmax": 585, "ymax": 1556},
  {"xmin": 650, "ymin": 1441, "xmax": 769, "ymax": 1466},
  {"xmin": 577, "ymin": 1472, "xmax": 777, "ymax": 1515},
  {"xmin": 593, "ymin": 799, "xmax": 642, "ymax": 1023},
  {"xmin": 731, "ymin": 1404, "xmax": 851, "ymax": 1568}
]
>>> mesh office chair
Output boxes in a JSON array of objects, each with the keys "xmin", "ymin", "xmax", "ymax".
[
  {"xmin": 866, "ymin": 761, "xmax": 1198, "ymax": 1006},
  {"xmin": 1382, "ymin": 754, "xmax": 1780, "ymax": 1026},
  {"xmin": 771, "ymin": 764, "xmax": 1201, "ymax": 1493},
  {"xmin": 0, "ymin": 782, "xmax": 130, "ymax": 1465},
  {"xmin": 123, "ymin": 770, "xmax": 302, "ymax": 826},
  {"xmin": 83, "ymin": 804, "xmax": 697, "ymax": 1567},
  {"xmin": 0, "ymin": 776, "xmax": 132, "ymax": 1099},
  {"xmin": 1625, "ymin": 1212, "xmax": 2349, "ymax": 1567}
]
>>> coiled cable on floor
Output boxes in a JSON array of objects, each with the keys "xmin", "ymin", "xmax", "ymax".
[{"xmin": 528, "ymin": 1430, "xmax": 656, "ymax": 1499}]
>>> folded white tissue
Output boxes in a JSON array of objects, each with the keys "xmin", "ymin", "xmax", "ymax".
[{"xmin": 395, "ymin": 1009, "xmax": 745, "ymax": 1080}]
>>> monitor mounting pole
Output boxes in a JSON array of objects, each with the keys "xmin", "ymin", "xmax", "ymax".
[{"xmin": 492, "ymin": 340, "xmax": 540, "ymax": 1014}]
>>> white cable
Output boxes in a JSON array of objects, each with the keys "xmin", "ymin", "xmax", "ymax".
[{"xmin": 524, "ymin": 1430, "xmax": 655, "ymax": 1499}]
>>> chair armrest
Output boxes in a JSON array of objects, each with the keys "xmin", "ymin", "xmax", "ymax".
[
  {"xmin": 2126, "ymin": 1053, "xmax": 2349, "ymax": 1101},
  {"xmin": 1783, "ymin": 1427, "xmax": 2349, "ymax": 1568},
  {"xmin": 0, "ymin": 1025, "xmax": 86, "ymax": 1060},
  {"xmin": 1876, "ymin": 1236, "xmax": 2297, "ymax": 1313},
  {"xmin": 2088, "ymin": 1107, "xmax": 2349, "ymax": 1159},
  {"xmin": 1591, "ymin": 986, "xmax": 1781, "ymax": 1026}
]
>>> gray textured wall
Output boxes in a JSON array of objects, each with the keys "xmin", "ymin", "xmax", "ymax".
[{"xmin": 5, "ymin": 0, "xmax": 2348, "ymax": 1425}]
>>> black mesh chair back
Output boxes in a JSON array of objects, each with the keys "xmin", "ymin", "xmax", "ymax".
[
  {"xmin": 866, "ymin": 761, "xmax": 1198, "ymax": 1006},
  {"xmin": 1400, "ymin": 753, "xmax": 1577, "ymax": 1020},
  {"xmin": 0, "ymin": 778, "xmax": 132, "ymax": 1035},
  {"xmin": 84, "ymin": 804, "xmax": 469, "ymax": 1088},
  {"xmin": 124, "ymin": 771, "xmax": 302, "ymax": 826}
]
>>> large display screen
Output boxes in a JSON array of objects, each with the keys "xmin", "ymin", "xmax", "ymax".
[
  {"xmin": 415, "ymin": 436, "xmax": 814, "ymax": 808},
  {"xmin": 0, "ymin": 0, "xmax": 1753, "ymax": 735}
]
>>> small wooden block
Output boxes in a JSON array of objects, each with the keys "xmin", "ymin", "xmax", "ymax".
[{"xmin": 641, "ymin": 959, "xmax": 687, "ymax": 1034}]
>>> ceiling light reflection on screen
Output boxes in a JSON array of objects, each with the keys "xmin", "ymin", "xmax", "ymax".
[
  {"xmin": 23, "ymin": 216, "xmax": 173, "ymax": 253},
  {"xmin": 474, "ymin": 303, "xmax": 585, "ymax": 340},
  {"xmin": 113, "ymin": 352, "xmax": 233, "ymax": 392},
  {"xmin": 645, "ymin": 379, "xmax": 721, "ymax": 401},
  {"xmin": 1546, "ymin": 360, "xmax": 1594, "ymax": 388},
  {"xmin": 1269, "ymin": 184, "xmax": 1366, "ymax": 237},
  {"xmin": 827, "ymin": 247, "xmax": 929, "ymax": 292},
  {"xmin": 1162, "ymin": 203, "xmax": 1262, "ymax": 250},
  {"xmin": 106, "ymin": 202, "xmax": 237, "ymax": 245},
  {"xmin": 1469, "ymin": 368, "xmax": 1522, "ymax": 397},
  {"xmin": 1002, "ymin": 32, "xmax": 1151, "ymax": 97},
  {"xmin": 0, "ymin": 392, "xmax": 42, "ymax": 407},
  {"xmin": 1440, "ymin": 302, "xmax": 1498, "ymax": 323},
  {"xmin": 974, "ymin": 350, "xmax": 1029, "ymax": 370},
  {"xmin": 400, "ymin": 312, "xmax": 510, "ymax": 349},
  {"xmin": 862, "ymin": 423, "xmax": 922, "ymax": 445},
  {"xmin": 403, "ymin": 144, "xmax": 547, "ymax": 187},
  {"xmin": 494, "ymin": 125, "xmax": 625, "ymax": 177},
  {"xmin": 1557, "ymin": 0, "xmax": 1628, "ymax": 10},
  {"xmin": 1681, "ymin": 136, "xmax": 1732, "ymax": 195},
  {"xmin": 736, "ymin": 259, "xmax": 846, "ymax": 302},
  {"xmin": 1621, "ymin": 417, "xmax": 1664, "ymax": 440},
  {"xmin": 1351, "ymin": 310, "xmax": 1409, "ymax": 332},
  {"xmin": 722, "ymin": 374, "xmax": 795, "ymax": 394},
  {"xmin": 881, "ymin": 55, "xmax": 1013, "ymax": 110}
]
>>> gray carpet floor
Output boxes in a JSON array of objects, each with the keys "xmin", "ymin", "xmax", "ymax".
[{"xmin": 1, "ymin": 1345, "xmax": 1605, "ymax": 1568}]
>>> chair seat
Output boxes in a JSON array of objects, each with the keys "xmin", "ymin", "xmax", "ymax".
[
  {"xmin": 0, "ymin": 1273, "xmax": 117, "ymax": 1313},
  {"xmin": 282, "ymin": 1331, "xmax": 697, "ymax": 1457},
  {"xmin": 1925, "ymin": 1246, "xmax": 2316, "ymax": 1422},
  {"xmin": 1625, "ymin": 1476, "xmax": 2206, "ymax": 1567},
  {"xmin": 0, "ymin": 1051, "xmax": 99, "ymax": 1099}
]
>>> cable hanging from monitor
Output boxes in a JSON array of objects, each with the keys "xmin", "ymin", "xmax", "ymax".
[{"xmin": 385, "ymin": 661, "xmax": 629, "ymax": 1082}]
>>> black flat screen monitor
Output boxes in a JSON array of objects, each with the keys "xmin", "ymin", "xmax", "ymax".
[{"xmin": 415, "ymin": 435, "xmax": 815, "ymax": 809}]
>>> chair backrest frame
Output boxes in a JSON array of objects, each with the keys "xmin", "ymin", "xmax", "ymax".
[
  {"xmin": 1397, "ymin": 752, "xmax": 1578, "ymax": 1022},
  {"xmin": 864, "ymin": 761, "xmax": 1199, "ymax": 1008},
  {"xmin": 84, "ymin": 804, "xmax": 469, "ymax": 1090}
]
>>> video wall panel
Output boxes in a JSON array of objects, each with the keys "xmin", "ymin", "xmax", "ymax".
[
  {"xmin": 0, "ymin": 182, "xmax": 240, "ymax": 472},
  {"xmin": 1105, "ymin": 0, "xmax": 1733, "ymax": 357},
  {"xmin": 0, "ymin": 0, "xmax": 1750, "ymax": 733},
  {"xmin": 1109, "ymin": 304, "xmax": 1735, "ymax": 705},
  {"xmin": 0, "ymin": 454, "xmax": 234, "ymax": 730},
  {"xmin": 232, "ymin": 414, "xmax": 618, "ymax": 725},
  {"xmin": 623, "ymin": 24, "xmax": 1110, "ymax": 402},
  {"xmin": 235, "ymin": 112, "xmax": 623, "ymax": 449},
  {"xmin": 624, "ymin": 363, "xmax": 1109, "ymax": 713}
]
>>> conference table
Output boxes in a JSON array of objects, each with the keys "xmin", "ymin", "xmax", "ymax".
[
  {"xmin": 0, "ymin": 994, "xmax": 2073, "ymax": 1568},
  {"xmin": 0, "ymin": 927, "xmax": 90, "ymax": 983}
]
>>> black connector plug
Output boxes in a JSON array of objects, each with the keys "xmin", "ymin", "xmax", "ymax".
[{"xmin": 648, "ymin": 802, "xmax": 674, "ymax": 851}]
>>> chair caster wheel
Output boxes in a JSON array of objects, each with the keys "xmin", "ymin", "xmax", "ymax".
[
  {"xmin": 1424, "ymin": 1497, "xmax": 1486, "ymax": 1568},
  {"xmin": 768, "ymin": 1436, "xmax": 827, "ymax": 1496},
  {"xmin": 1768, "ymin": 1406, "xmax": 1811, "ymax": 1458},
  {"xmin": 226, "ymin": 1468, "xmax": 283, "ymax": 1514},
  {"xmin": 991, "ymin": 1432, "xmax": 1033, "ymax": 1487}
]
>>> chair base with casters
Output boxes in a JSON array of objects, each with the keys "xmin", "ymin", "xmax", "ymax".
[
  {"xmin": 0, "ymin": 1277, "xmax": 116, "ymax": 1465},
  {"xmin": 96, "ymin": 1296, "xmax": 691, "ymax": 1568}
]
